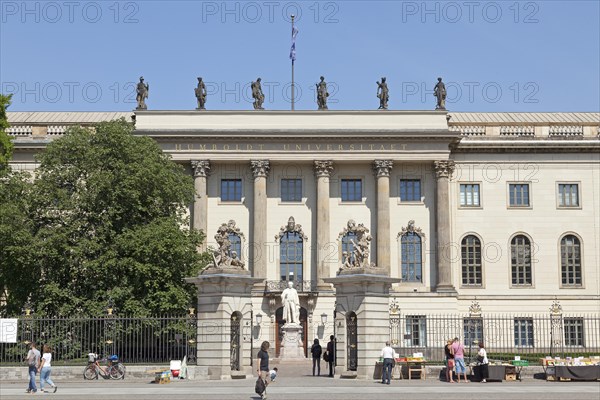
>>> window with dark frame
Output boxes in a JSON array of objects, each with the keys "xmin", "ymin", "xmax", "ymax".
[
  {"xmin": 400, "ymin": 179, "xmax": 422, "ymax": 202},
  {"xmin": 564, "ymin": 318, "xmax": 585, "ymax": 347},
  {"xmin": 221, "ymin": 179, "xmax": 242, "ymax": 202},
  {"xmin": 461, "ymin": 235, "xmax": 482, "ymax": 286},
  {"xmin": 405, "ymin": 316, "xmax": 427, "ymax": 347},
  {"xmin": 228, "ymin": 233, "xmax": 241, "ymax": 259},
  {"xmin": 342, "ymin": 232, "xmax": 357, "ymax": 265},
  {"xmin": 561, "ymin": 235, "xmax": 582, "ymax": 286},
  {"xmin": 514, "ymin": 318, "xmax": 534, "ymax": 347},
  {"xmin": 401, "ymin": 232, "xmax": 422, "ymax": 282},
  {"xmin": 558, "ymin": 183, "xmax": 579, "ymax": 207},
  {"xmin": 460, "ymin": 183, "xmax": 480, "ymax": 207},
  {"xmin": 511, "ymin": 235, "xmax": 532, "ymax": 286},
  {"xmin": 509, "ymin": 183, "xmax": 530, "ymax": 207},
  {"xmin": 341, "ymin": 179, "xmax": 362, "ymax": 202},
  {"xmin": 280, "ymin": 231, "xmax": 303, "ymax": 282},
  {"xmin": 281, "ymin": 178, "xmax": 302, "ymax": 202},
  {"xmin": 463, "ymin": 318, "xmax": 484, "ymax": 347}
]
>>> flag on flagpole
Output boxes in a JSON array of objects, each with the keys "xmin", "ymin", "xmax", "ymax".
[{"xmin": 290, "ymin": 25, "xmax": 299, "ymax": 61}]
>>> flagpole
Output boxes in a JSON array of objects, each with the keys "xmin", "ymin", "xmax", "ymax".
[{"xmin": 291, "ymin": 14, "xmax": 295, "ymax": 111}]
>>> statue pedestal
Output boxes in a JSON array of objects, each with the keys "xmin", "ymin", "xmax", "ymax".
[
  {"xmin": 324, "ymin": 274, "xmax": 401, "ymax": 379},
  {"xmin": 185, "ymin": 273, "xmax": 263, "ymax": 379},
  {"xmin": 279, "ymin": 323, "xmax": 305, "ymax": 359}
]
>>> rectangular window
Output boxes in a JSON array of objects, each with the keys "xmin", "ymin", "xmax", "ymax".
[
  {"xmin": 564, "ymin": 318, "xmax": 585, "ymax": 347},
  {"xmin": 558, "ymin": 183, "xmax": 579, "ymax": 207},
  {"xmin": 514, "ymin": 319, "xmax": 534, "ymax": 347},
  {"xmin": 400, "ymin": 179, "xmax": 422, "ymax": 202},
  {"xmin": 281, "ymin": 179, "xmax": 302, "ymax": 202},
  {"xmin": 341, "ymin": 179, "xmax": 362, "ymax": 202},
  {"xmin": 405, "ymin": 316, "xmax": 427, "ymax": 347},
  {"xmin": 509, "ymin": 183, "xmax": 530, "ymax": 207},
  {"xmin": 463, "ymin": 318, "xmax": 484, "ymax": 347},
  {"xmin": 460, "ymin": 184, "xmax": 480, "ymax": 207},
  {"xmin": 221, "ymin": 179, "xmax": 242, "ymax": 202}
]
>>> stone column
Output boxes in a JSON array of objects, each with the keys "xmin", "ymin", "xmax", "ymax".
[
  {"xmin": 250, "ymin": 160, "xmax": 270, "ymax": 283},
  {"xmin": 373, "ymin": 160, "xmax": 393, "ymax": 275},
  {"xmin": 314, "ymin": 161, "xmax": 334, "ymax": 290},
  {"xmin": 191, "ymin": 160, "xmax": 211, "ymax": 251},
  {"xmin": 434, "ymin": 160, "xmax": 456, "ymax": 292}
]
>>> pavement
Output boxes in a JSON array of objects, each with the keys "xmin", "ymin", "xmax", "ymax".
[{"xmin": 1, "ymin": 376, "xmax": 599, "ymax": 400}]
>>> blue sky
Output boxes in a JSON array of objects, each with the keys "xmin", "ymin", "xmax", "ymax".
[{"xmin": 1, "ymin": 0, "xmax": 599, "ymax": 111}]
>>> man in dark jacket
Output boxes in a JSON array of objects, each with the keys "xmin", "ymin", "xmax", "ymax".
[
  {"xmin": 326, "ymin": 335, "xmax": 335, "ymax": 377},
  {"xmin": 311, "ymin": 339, "xmax": 322, "ymax": 376}
]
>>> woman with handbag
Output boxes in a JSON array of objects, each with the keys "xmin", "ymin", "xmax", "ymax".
[
  {"xmin": 477, "ymin": 342, "xmax": 489, "ymax": 383},
  {"xmin": 444, "ymin": 339, "xmax": 456, "ymax": 383}
]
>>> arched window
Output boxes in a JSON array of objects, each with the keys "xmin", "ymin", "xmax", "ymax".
[
  {"xmin": 228, "ymin": 233, "xmax": 241, "ymax": 259},
  {"xmin": 342, "ymin": 232, "xmax": 357, "ymax": 265},
  {"xmin": 461, "ymin": 235, "xmax": 482, "ymax": 286},
  {"xmin": 561, "ymin": 235, "xmax": 582, "ymax": 286},
  {"xmin": 511, "ymin": 235, "xmax": 532, "ymax": 285},
  {"xmin": 280, "ymin": 231, "xmax": 303, "ymax": 281},
  {"xmin": 401, "ymin": 232, "xmax": 422, "ymax": 282}
]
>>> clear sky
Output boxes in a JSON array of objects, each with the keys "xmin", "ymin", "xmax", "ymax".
[{"xmin": 1, "ymin": 0, "xmax": 599, "ymax": 112}]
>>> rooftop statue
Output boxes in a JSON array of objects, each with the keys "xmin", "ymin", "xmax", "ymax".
[
  {"xmin": 316, "ymin": 76, "xmax": 329, "ymax": 110},
  {"xmin": 251, "ymin": 78, "xmax": 265, "ymax": 110},
  {"xmin": 195, "ymin": 77, "xmax": 207, "ymax": 110},
  {"xmin": 377, "ymin": 77, "xmax": 389, "ymax": 110},
  {"xmin": 434, "ymin": 77, "xmax": 447, "ymax": 110},
  {"xmin": 136, "ymin": 76, "xmax": 149, "ymax": 110}
]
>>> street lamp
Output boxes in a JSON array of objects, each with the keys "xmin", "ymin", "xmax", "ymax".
[
  {"xmin": 256, "ymin": 313, "xmax": 263, "ymax": 326},
  {"xmin": 106, "ymin": 298, "xmax": 115, "ymax": 316},
  {"xmin": 321, "ymin": 313, "xmax": 328, "ymax": 325}
]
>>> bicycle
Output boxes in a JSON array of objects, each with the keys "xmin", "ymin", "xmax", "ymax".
[{"xmin": 83, "ymin": 354, "xmax": 126, "ymax": 380}]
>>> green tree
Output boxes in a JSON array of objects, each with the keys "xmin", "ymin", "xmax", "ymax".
[
  {"xmin": 0, "ymin": 94, "xmax": 14, "ymax": 171},
  {"xmin": 6, "ymin": 119, "xmax": 207, "ymax": 316}
]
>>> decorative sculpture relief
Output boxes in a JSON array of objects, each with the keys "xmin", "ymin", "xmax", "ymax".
[
  {"xmin": 275, "ymin": 216, "xmax": 308, "ymax": 242},
  {"xmin": 469, "ymin": 299, "xmax": 482, "ymax": 316},
  {"xmin": 204, "ymin": 220, "xmax": 246, "ymax": 273},
  {"xmin": 397, "ymin": 220, "xmax": 425, "ymax": 239},
  {"xmin": 338, "ymin": 220, "xmax": 376, "ymax": 272}
]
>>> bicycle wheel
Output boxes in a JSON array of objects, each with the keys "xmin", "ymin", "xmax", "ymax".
[
  {"xmin": 83, "ymin": 365, "xmax": 98, "ymax": 380},
  {"xmin": 109, "ymin": 363, "xmax": 125, "ymax": 380}
]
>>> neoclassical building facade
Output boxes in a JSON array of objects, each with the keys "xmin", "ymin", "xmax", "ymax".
[{"xmin": 7, "ymin": 110, "xmax": 600, "ymax": 368}]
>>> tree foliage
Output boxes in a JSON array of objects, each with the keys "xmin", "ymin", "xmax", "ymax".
[
  {"xmin": 1, "ymin": 118, "xmax": 208, "ymax": 316},
  {"xmin": 0, "ymin": 94, "xmax": 14, "ymax": 171}
]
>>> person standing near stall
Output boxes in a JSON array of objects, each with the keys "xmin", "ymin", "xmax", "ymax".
[
  {"xmin": 451, "ymin": 337, "xmax": 468, "ymax": 383},
  {"xmin": 477, "ymin": 342, "xmax": 489, "ymax": 383},
  {"xmin": 445, "ymin": 339, "xmax": 456, "ymax": 383},
  {"xmin": 380, "ymin": 341, "xmax": 394, "ymax": 384}
]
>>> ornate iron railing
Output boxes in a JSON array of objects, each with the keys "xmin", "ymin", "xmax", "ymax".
[
  {"xmin": 264, "ymin": 280, "xmax": 315, "ymax": 293},
  {"xmin": 0, "ymin": 314, "xmax": 197, "ymax": 365},
  {"xmin": 389, "ymin": 313, "xmax": 600, "ymax": 364}
]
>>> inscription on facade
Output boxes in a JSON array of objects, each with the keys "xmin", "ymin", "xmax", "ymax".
[{"xmin": 165, "ymin": 143, "xmax": 409, "ymax": 151}]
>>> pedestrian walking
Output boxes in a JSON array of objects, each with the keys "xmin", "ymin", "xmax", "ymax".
[
  {"xmin": 38, "ymin": 345, "xmax": 58, "ymax": 393},
  {"xmin": 255, "ymin": 341, "xmax": 270, "ymax": 400},
  {"xmin": 25, "ymin": 341, "xmax": 41, "ymax": 394},
  {"xmin": 451, "ymin": 337, "xmax": 468, "ymax": 383},
  {"xmin": 311, "ymin": 338, "xmax": 322, "ymax": 376},
  {"xmin": 380, "ymin": 341, "xmax": 394, "ymax": 384},
  {"xmin": 477, "ymin": 342, "xmax": 489, "ymax": 383},
  {"xmin": 326, "ymin": 335, "xmax": 335, "ymax": 377},
  {"xmin": 444, "ymin": 339, "xmax": 456, "ymax": 383}
]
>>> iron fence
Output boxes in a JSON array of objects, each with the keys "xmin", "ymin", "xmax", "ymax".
[
  {"xmin": 389, "ymin": 314, "xmax": 600, "ymax": 364},
  {"xmin": 0, "ymin": 314, "xmax": 197, "ymax": 365}
]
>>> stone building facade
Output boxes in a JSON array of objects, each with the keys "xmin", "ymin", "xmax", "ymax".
[{"xmin": 7, "ymin": 110, "xmax": 600, "ymax": 378}]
